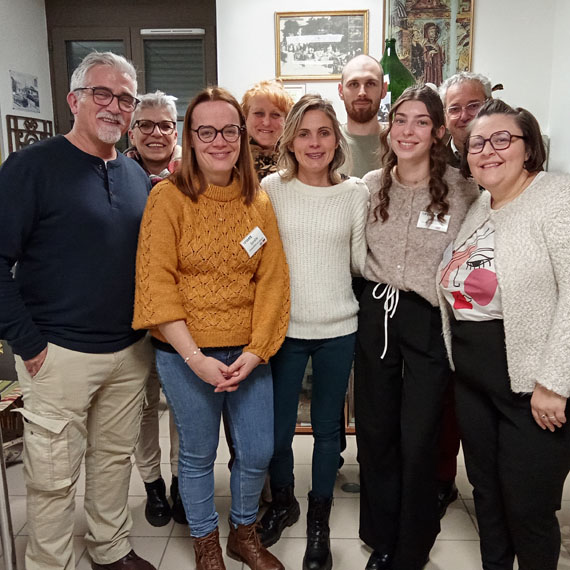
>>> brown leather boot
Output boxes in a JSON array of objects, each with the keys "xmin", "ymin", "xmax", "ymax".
[
  {"xmin": 193, "ymin": 527, "xmax": 226, "ymax": 570},
  {"xmin": 227, "ymin": 521, "xmax": 284, "ymax": 570}
]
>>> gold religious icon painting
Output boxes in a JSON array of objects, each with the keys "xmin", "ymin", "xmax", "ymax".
[
  {"xmin": 275, "ymin": 11, "xmax": 369, "ymax": 81},
  {"xmin": 384, "ymin": 0, "xmax": 474, "ymax": 86}
]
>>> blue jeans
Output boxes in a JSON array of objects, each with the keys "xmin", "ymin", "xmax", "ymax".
[
  {"xmin": 155, "ymin": 346, "xmax": 274, "ymax": 538},
  {"xmin": 269, "ymin": 334, "xmax": 356, "ymax": 498}
]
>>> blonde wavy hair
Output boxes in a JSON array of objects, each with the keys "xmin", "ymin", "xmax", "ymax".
[{"xmin": 277, "ymin": 94, "xmax": 349, "ymax": 184}]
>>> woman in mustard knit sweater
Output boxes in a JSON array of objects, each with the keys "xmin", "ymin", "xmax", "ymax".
[{"xmin": 133, "ymin": 87, "xmax": 289, "ymax": 570}]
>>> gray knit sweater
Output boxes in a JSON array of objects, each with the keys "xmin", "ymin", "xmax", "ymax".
[
  {"xmin": 437, "ymin": 172, "xmax": 570, "ymax": 397},
  {"xmin": 363, "ymin": 166, "xmax": 479, "ymax": 306}
]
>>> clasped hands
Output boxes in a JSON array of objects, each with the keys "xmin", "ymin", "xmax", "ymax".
[{"xmin": 189, "ymin": 351, "xmax": 262, "ymax": 392}]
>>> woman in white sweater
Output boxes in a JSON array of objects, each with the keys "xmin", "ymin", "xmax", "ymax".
[
  {"xmin": 438, "ymin": 99, "xmax": 570, "ymax": 570},
  {"xmin": 258, "ymin": 94, "xmax": 368, "ymax": 570},
  {"xmin": 356, "ymin": 85, "xmax": 478, "ymax": 570}
]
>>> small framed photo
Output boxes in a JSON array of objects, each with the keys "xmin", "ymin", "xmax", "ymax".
[
  {"xmin": 275, "ymin": 10, "xmax": 369, "ymax": 81},
  {"xmin": 283, "ymin": 84, "xmax": 306, "ymax": 104}
]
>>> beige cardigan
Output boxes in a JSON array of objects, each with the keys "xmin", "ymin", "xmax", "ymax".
[
  {"xmin": 363, "ymin": 166, "xmax": 479, "ymax": 306},
  {"xmin": 437, "ymin": 172, "xmax": 570, "ymax": 397}
]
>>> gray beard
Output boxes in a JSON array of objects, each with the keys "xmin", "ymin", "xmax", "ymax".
[{"xmin": 97, "ymin": 125, "xmax": 123, "ymax": 144}]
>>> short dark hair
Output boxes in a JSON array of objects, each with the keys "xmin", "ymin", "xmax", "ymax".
[{"xmin": 461, "ymin": 99, "xmax": 546, "ymax": 177}]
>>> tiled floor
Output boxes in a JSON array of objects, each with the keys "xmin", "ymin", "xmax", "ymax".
[{"xmin": 4, "ymin": 403, "xmax": 570, "ymax": 569}]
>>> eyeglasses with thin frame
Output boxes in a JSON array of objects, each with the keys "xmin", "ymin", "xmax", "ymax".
[
  {"xmin": 466, "ymin": 130, "xmax": 526, "ymax": 154},
  {"xmin": 191, "ymin": 124, "xmax": 244, "ymax": 143},
  {"xmin": 133, "ymin": 120, "xmax": 177, "ymax": 136},
  {"xmin": 446, "ymin": 101, "xmax": 485, "ymax": 119},
  {"xmin": 74, "ymin": 86, "xmax": 140, "ymax": 112}
]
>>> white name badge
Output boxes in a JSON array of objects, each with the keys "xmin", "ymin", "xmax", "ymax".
[
  {"xmin": 240, "ymin": 226, "xmax": 267, "ymax": 257},
  {"xmin": 417, "ymin": 211, "xmax": 450, "ymax": 233}
]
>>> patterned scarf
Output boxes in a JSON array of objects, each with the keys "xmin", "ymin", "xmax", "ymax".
[{"xmin": 124, "ymin": 144, "xmax": 182, "ymax": 186}]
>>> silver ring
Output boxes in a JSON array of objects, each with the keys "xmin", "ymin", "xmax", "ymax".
[
  {"xmin": 549, "ymin": 416, "xmax": 556, "ymax": 420},
  {"xmin": 541, "ymin": 414, "xmax": 547, "ymax": 419}
]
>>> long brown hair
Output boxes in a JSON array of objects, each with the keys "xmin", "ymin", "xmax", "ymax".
[
  {"xmin": 374, "ymin": 85, "xmax": 449, "ymax": 222},
  {"xmin": 171, "ymin": 87, "xmax": 258, "ymax": 205}
]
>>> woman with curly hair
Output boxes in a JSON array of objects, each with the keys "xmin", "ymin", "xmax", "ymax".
[{"xmin": 355, "ymin": 85, "xmax": 478, "ymax": 570}]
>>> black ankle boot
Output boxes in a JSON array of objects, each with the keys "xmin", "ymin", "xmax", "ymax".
[
  {"xmin": 170, "ymin": 476, "xmax": 188, "ymax": 524},
  {"xmin": 303, "ymin": 492, "xmax": 332, "ymax": 570},
  {"xmin": 257, "ymin": 484, "xmax": 300, "ymax": 547},
  {"xmin": 144, "ymin": 477, "xmax": 172, "ymax": 527}
]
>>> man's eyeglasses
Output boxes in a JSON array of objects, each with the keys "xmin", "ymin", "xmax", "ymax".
[
  {"xmin": 466, "ymin": 130, "xmax": 526, "ymax": 154},
  {"xmin": 133, "ymin": 120, "xmax": 177, "ymax": 135},
  {"xmin": 446, "ymin": 101, "xmax": 484, "ymax": 119},
  {"xmin": 191, "ymin": 124, "xmax": 244, "ymax": 143},
  {"xmin": 74, "ymin": 86, "xmax": 140, "ymax": 112}
]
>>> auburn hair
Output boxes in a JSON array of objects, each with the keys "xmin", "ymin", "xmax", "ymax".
[{"xmin": 171, "ymin": 87, "xmax": 258, "ymax": 205}]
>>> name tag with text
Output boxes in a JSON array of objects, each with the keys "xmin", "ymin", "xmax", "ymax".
[
  {"xmin": 240, "ymin": 226, "xmax": 267, "ymax": 257},
  {"xmin": 417, "ymin": 211, "xmax": 450, "ymax": 233}
]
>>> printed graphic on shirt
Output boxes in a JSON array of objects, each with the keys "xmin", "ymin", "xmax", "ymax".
[{"xmin": 439, "ymin": 221, "xmax": 502, "ymax": 320}]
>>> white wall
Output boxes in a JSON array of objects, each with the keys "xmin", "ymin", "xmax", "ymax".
[
  {"xmin": 546, "ymin": 0, "xmax": 570, "ymax": 173},
  {"xmin": 217, "ymin": 0, "xmax": 568, "ymax": 173},
  {"xmin": 0, "ymin": 0, "xmax": 53, "ymax": 160},
  {"xmin": 471, "ymin": 0, "xmax": 555, "ymax": 129},
  {"xmin": 471, "ymin": 0, "xmax": 569, "ymax": 174},
  {"xmin": 216, "ymin": 0, "xmax": 383, "ymax": 123}
]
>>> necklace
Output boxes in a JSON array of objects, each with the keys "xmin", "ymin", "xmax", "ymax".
[{"xmin": 394, "ymin": 166, "xmax": 430, "ymax": 188}]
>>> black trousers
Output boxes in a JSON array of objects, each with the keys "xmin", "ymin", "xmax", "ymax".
[
  {"xmin": 452, "ymin": 319, "xmax": 570, "ymax": 570},
  {"xmin": 355, "ymin": 282, "xmax": 449, "ymax": 570}
]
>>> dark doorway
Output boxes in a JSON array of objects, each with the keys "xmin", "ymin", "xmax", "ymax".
[{"xmin": 46, "ymin": 0, "xmax": 217, "ymax": 136}]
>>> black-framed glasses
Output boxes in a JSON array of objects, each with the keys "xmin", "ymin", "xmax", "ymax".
[
  {"xmin": 446, "ymin": 101, "xmax": 485, "ymax": 119},
  {"xmin": 133, "ymin": 120, "xmax": 176, "ymax": 135},
  {"xmin": 466, "ymin": 130, "xmax": 526, "ymax": 154},
  {"xmin": 74, "ymin": 86, "xmax": 140, "ymax": 112},
  {"xmin": 191, "ymin": 124, "xmax": 244, "ymax": 143}
]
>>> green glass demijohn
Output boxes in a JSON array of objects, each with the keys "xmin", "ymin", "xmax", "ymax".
[{"xmin": 380, "ymin": 38, "xmax": 416, "ymax": 106}]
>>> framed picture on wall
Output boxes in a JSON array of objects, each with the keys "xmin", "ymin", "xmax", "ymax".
[
  {"xmin": 383, "ymin": 0, "xmax": 474, "ymax": 86},
  {"xmin": 275, "ymin": 10, "xmax": 369, "ymax": 81}
]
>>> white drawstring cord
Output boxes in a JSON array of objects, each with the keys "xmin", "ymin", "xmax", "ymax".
[{"xmin": 372, "ymin": 284, "xmax": 399, "ymax": 359}]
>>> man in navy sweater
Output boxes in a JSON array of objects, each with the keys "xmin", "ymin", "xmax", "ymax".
[{"xmin": 0, "ymin": 52, "xmax": 154, "ymax": 570}]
